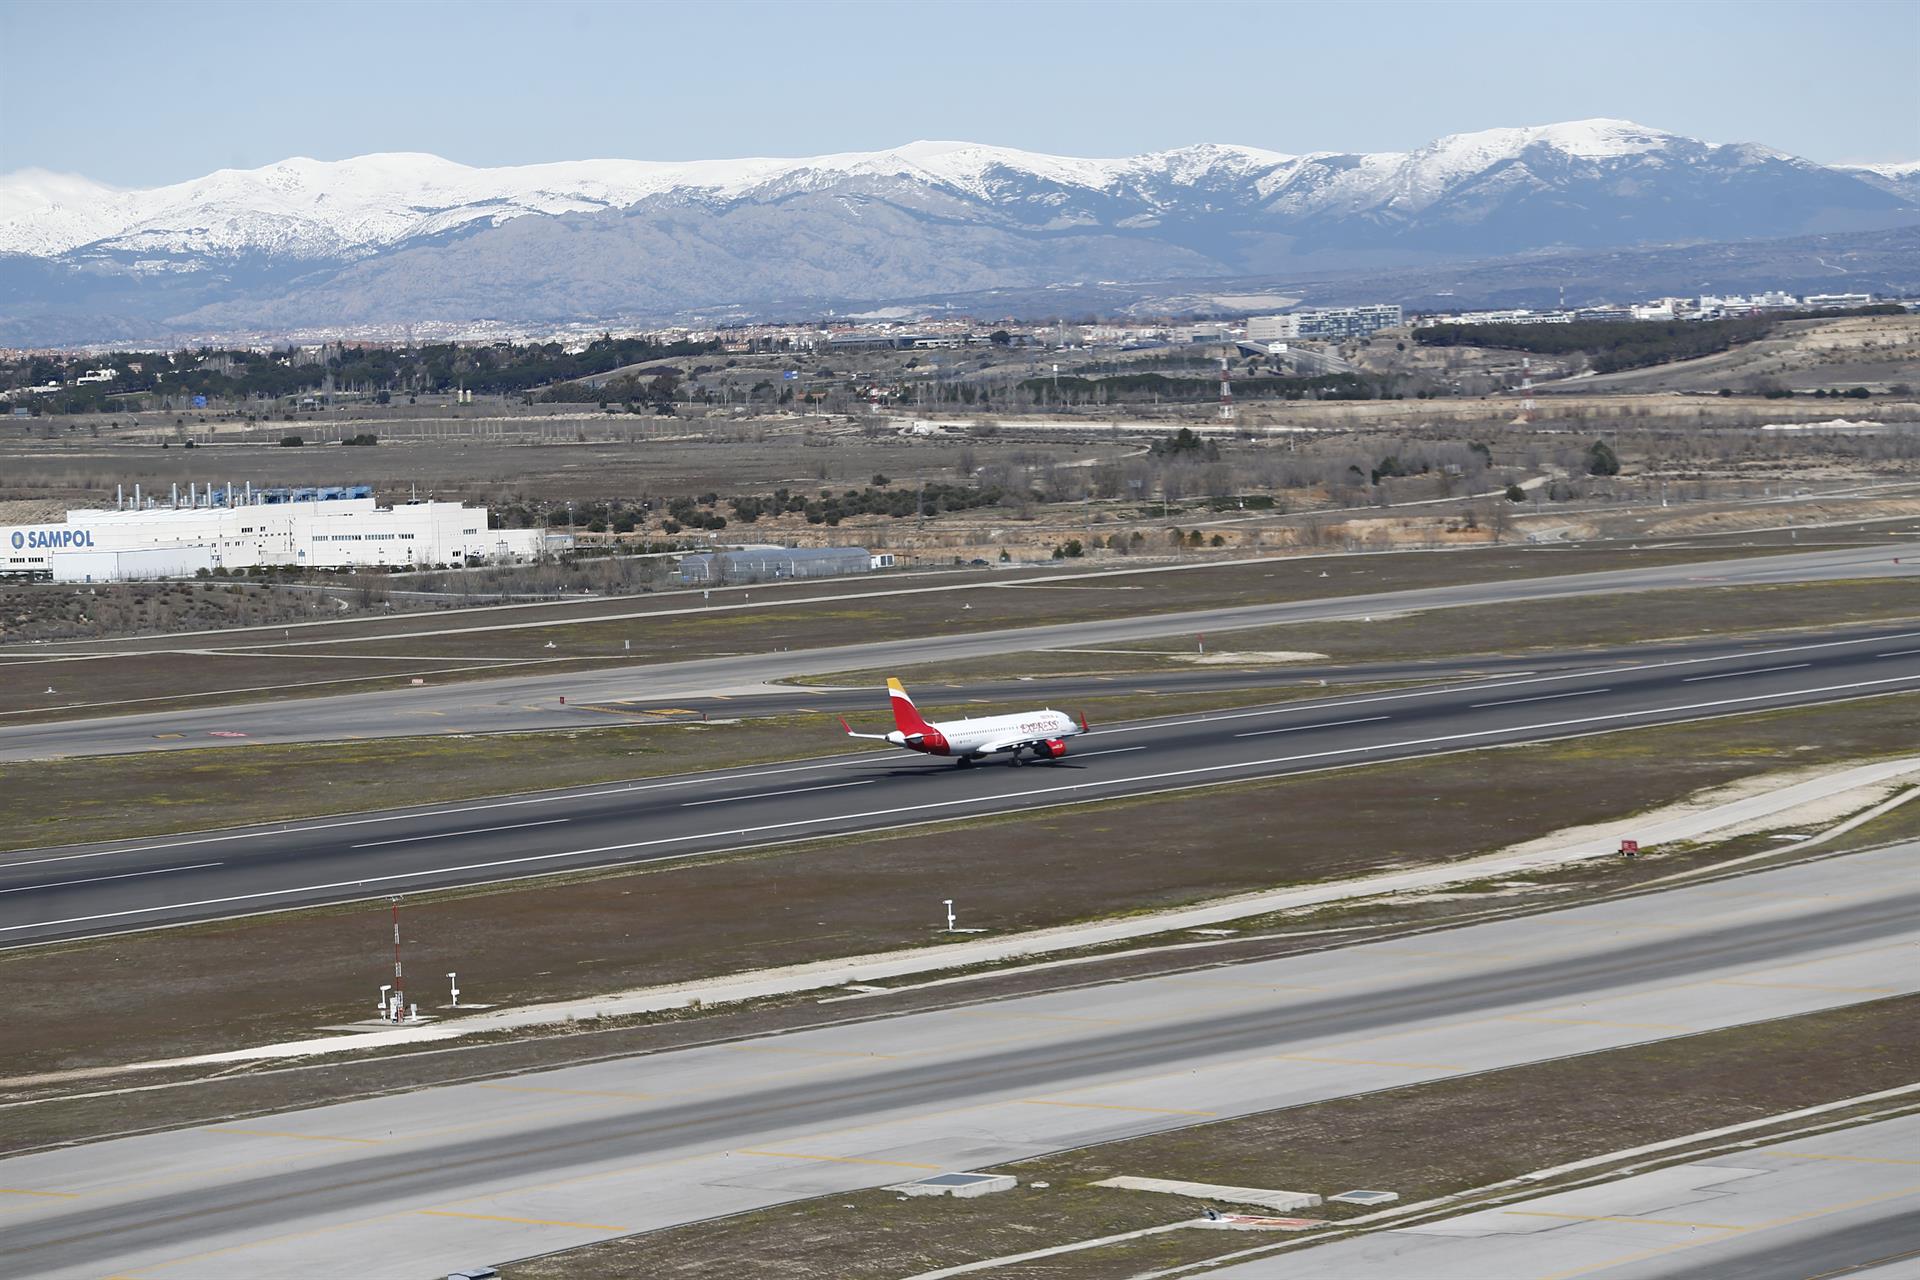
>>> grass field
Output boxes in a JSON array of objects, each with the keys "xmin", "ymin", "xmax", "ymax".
[
  {"xmin": 799, "ymin": 577, "xmax": 1920, "ymax": 685},
  {"xmin": 502, "ymin": 994, "xmax": 1920, "ymax": 1280},
  {"xmin": 5, "ymin": 691, "xmax": 1914, "ymax": 1082}
]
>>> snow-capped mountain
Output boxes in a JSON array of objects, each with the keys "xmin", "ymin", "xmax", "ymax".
[
  {"xmin": 1838, "ymin": 160, "xmax": 1920, "ymax": 203},
  {"xmin": 1, "ymin": 120, "xmax": 1913, "ymax": 344}
]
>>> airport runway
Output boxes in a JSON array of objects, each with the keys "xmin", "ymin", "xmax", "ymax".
[
  {"xmin": 1210, "ymin": 1112, "xmax": 1920, "ymax": 1280},
  {"xmin": 3, "ymin": 624, "xmax": 1917, "ymax": 947},
  {"xmin": 0, "ymin": 543, "xmax": 1907, "ymax": 760},
  {"xmin": 2, "ymin": 844, "xmax": 1914, "ymax": 1280}
]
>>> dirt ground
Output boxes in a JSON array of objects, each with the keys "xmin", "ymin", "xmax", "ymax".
[
  {"xmin": 5, "ymin": 692, "xmax": 1915, "ymax": 1080},
  {"xmin": 507, "ymin": 993, "xmax": 1920, "ymax": 1280}
]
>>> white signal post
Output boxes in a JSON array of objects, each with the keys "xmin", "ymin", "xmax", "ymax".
[
  {"xmin": 390, "ymin": 898, "xmax": 406, "ymax": 1021},
  {"xmin": 447, "ymin": 972, "xmax": 460, "ymax": 1008},
  {"xmin": 378, "ymin": 984, "xmax": 391, "ymax": 1018},
  {"xmin": 944, "ymin": 899, "xmax": 957, "ymax": 932}
]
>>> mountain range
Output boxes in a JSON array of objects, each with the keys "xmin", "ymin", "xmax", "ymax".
[{"xmin": 1, "ymin": 119, "xmax": 1915, "ymax": 346}]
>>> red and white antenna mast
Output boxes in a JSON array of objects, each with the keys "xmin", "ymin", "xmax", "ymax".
[
  {"xmin": 1219, "ymin": 356, "xmax": 1234, "ymax": 421},
  {"xmin": 1519, "ymin": 356, "xmax": 1535, "ymax": 423}
]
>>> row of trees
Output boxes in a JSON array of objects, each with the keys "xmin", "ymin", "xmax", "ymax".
[
  {"xmin": 1414, "ymin": 305, "xmax": 1902, "ymax": 375},
  {"xmin": 1, "ymin": 335, "xmax": 724, "ymax": 412}
]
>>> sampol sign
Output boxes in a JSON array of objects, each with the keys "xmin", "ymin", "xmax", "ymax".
[{"xmin": 11, "ymin": 528, "xmax": 97, "ymax": 551}]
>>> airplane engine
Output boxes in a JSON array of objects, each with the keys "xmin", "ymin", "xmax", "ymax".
[{"xmin": 1040, "ymin": 738, "xmax": 1068, "ymax": 759}]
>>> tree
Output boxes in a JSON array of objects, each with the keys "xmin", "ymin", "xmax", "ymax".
[
  {"xmin": 1585, "ymin": 440, "xmax": 1620, "ymax": 477},
  {"xmin": 1053, "ymin": 539, "xmax": 1083, "ymax": 559},
  {"xmin": 989, "ymin": 330, "xmax": 1012, "ymax": 347},
  {"xmin": 1505, "ymin": 483, "xmax": 1527, "ymax": 502}
]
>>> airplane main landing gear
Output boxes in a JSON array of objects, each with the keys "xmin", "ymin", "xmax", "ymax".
[{"xmin": 955, "ymin": 756, "xmax": 974, "ymax": 769}]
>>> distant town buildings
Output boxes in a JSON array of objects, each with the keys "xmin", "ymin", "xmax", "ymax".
[
  {"xmin": 1249, "ymin": 305, "xmax": 1404, "ymax": 342},
  {"xmin": 1414, "ymin": 290, "xmax": 1887, "ymax": 329}
]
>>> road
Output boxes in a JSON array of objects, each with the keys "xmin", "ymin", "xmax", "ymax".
[
  {"xmin": 0, "ymin": 543, "xmax": 1906, "ymax": 760},
  {"xmin": 2, "ymin": 843, "xmax": 1914, "ymax": 1279},
  {"xmin": 3, "ymin": 623, "xmax": 1917, "ymax": 947},
  {"xmin": 1209, "ymin": 1112, "xmax": 1920, "ymax": 1280}
]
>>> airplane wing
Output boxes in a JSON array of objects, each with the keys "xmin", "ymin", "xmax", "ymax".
[{"xmin": 976, "ymin": 713, "xmax": 1087, "ymax": 756}]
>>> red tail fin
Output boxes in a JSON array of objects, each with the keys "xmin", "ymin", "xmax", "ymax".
[{"xmin": 887, "ymin": 678, "xmax": 931, "ymax": 734}]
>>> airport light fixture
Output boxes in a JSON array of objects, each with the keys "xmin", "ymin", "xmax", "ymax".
[
  {"xmin": 378, "ymin": 984, "xmax": 391, "ymax": 1017},
  {"xmin": 943, "ymin": 899, "xmax": 956, "ymax": 932},
  {"xmin": 447, "ymin": 972, "xmax": 460, "ymax": 1008}
]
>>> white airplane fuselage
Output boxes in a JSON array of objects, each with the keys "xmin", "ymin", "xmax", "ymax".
[{"xmin": 844, "ymin": 678, "xmax": 1088, "ymax": 765}]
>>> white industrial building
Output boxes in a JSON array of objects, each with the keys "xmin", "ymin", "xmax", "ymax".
[{"xmin": 1, "ymin": 485, "xmax": 550, "ymax": 582}]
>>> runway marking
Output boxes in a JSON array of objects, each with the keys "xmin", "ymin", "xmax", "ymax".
[
  {"xmin": 350, "ymin": 818, "xmax": 570, "ymax": 849},
  {"xmin": 416, "ymin": 1209, "xmax": 627, "ymax": 1230},
  {"xmin": 1471, "ymin": 688, "xmax": 1609, "ymax": 708},
  {"xmin": 1683, "ymin": 662, "xmax": 1812, "ymax": 683},
  {"xmin": 16, "ymin": 669, "xmax": 1920, "ymax": 938},
  {"xmin": 682, "ymin": 780, "xmax": 874, "ymax": 808},
  {"xmin": 1878, "ymin": 648, "xmax": 1920, "ymax": 658},
  {"xmin": 1076, "ymin": 746, "xmax": 1145, "ymax": 757},
  {"xmin": 0, "ymin": 1187, "xmax": 79, "ymax": 1198},
  {"xmin": 1018, "ymin": 1098, "xmax": 1218, "ymax": 1116},
  {"xmin": 0, "ymin": 861, "xmax": 221, "ymax": 896},
  {"xmin": 1506, "ymin": 1210, "xmax": 1747, "ymax": 1230},
  {"xmin": 735, "ymin": 1149, "xmax": 942, "ymax": 1169},
  {"xmin": 1235, "ymin": 715, "xmax": 1390, "ymax": 739},
  {"xmin": 1773, "ymin": 1151, "xmax": 1920, "ymax": 1165},
  {"xmin": 205, "ymin": 1127, "xmax": 380, "ymax": 1145},
  {"xmin": 1270, "ymin": 1053, "xmax": 1463, "ymax": 1070}
]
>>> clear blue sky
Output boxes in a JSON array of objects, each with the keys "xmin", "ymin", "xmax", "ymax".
[{"xmin": 3, "ymin": 0, "xmax": 1915, "ymax": 186}]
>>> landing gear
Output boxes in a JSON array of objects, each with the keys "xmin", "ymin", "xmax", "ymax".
[
  {"xmin": 1009, "ymin": 751, "xmax": 1026, "ymax": 767},
  {"xmin": 955, "ymin": 756, "xmax": 974, "ymax": 769}
]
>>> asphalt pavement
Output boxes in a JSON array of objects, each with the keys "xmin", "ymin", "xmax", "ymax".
[
  {"xmin": 0, "ymin": 543, "xmax": 1907, "ymax": 760},
  {"xmin": 2, "ymin": 842, "xmax": 1913, "ymax": 1280},
  {"xmin": 4, "ymin": 623, "xmax": 1916, "ymax": 947},
  {"xmin": 1209, "ymin": 1112, "xmax": 1920, "ymax": 1280}
]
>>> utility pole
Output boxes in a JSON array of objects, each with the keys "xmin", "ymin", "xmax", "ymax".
[{"xmin": 390, "ymin": 898, "xmax": 405, "ymax": 1021}]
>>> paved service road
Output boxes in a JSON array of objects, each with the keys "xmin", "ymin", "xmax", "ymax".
[
  {"xmin": 1210, "ymin": 1112, "xmax": 1920, "ymax": 1280},
  {"xmin": 3, "ymin": 625, "xmax": 1917, "ymax": 946},
  {"xmin": 2, "ymin": 844, "xmax": 1915, "ymax": 1279},
  {"xmin": 0, "ymin": 544, "xmax": 1906, "ymax": 760}
]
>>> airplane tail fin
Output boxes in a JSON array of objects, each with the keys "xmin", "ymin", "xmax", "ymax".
[{"xmin": 887, "ymin": 678, "xmax": 932, "ymax": 735}]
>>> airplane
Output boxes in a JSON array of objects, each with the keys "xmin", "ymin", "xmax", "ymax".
[{"xmin": 840, "ymin": 677, "xmax": 1088, "ymax": 767}]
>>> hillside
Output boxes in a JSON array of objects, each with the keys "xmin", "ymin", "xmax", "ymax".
[{"xmin": 1, "ymin": 119, "xmax": 1914, "ymax": 345}]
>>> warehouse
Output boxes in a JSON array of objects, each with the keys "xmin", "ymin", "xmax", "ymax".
[
  {"xmin": 0, "ymin": 485, "xmax": 549, "ymax": 582},
  {"xmin": 679, "ymin": 546, "xmax": 883, "ymax": 586}
]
